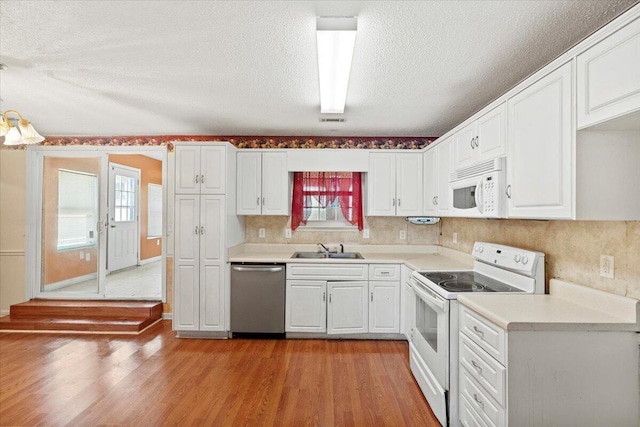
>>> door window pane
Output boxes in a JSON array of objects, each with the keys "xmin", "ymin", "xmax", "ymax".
[
  {"xmin": 114, "ymin": 174, "xmax": 135, "ymax": 222},
  {"xmin": 148, "ymin": 183, "xmax": 162, "ymax": 238}
]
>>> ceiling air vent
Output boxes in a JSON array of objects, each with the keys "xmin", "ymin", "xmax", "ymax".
[{"xmin": 319, "ymin": 118, "xmax": 345, "ymax": 123}]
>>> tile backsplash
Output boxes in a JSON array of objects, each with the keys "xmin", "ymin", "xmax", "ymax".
[
  {"xmin": 244, "ymin": 216, "xmax": 639, "ymax": 299},
  {"xmin": 244, "ymin": 216, "xmax": 441, "ymax": 246},
  {"xmin": 440, "ymin": 218, "xmax": 640, "ymax": 299}
]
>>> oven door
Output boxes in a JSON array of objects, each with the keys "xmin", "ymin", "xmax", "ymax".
[{"xmin": 410, "ymin": 276, "xmax": 449, "ymax": 389}]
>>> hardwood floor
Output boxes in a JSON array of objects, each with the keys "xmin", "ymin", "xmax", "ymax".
[{"xmin": 0, "ymin": 320, "xmax": 440, "ymax": 426}]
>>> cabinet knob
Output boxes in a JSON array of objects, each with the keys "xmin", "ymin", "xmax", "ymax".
[
  {"xmin": 392, "ymin": 198, "xmax": 396, "ymax": 206},
  {"xmin": 323, "ymin": 292, "xmax": 326, "ymax": 302},
  {"xmin": 397, "ymin": 198, "xmax": 401, "ymax": 206},
  {"xmin": 371, "ymin": 292, "xmax": 373, "ymax": 302},
  {"xmin": 506, "ymin": 185, "xmax": 512, "ymax": 199},
  {"xmin": 262, "ymin": 197, "xmax": 265, "ymax": 205},
  {"xmin": 201, "ymin": 175, "xmax": 205, "ymax": 183},
  {"xmin": 195, "ymin": 226, "xmax": 199, "ymax": 235},
  {"xmin": 200, "ymin": 226, "xmax": 205, "ymax": 235},
  {"xmin": 474, "ymin": 136, "xmax": 480, "ymax": 148},
  {"xmin": 256, "ymin": 197, "xmax": 260, "ymax": 206},
  {"xmin": 473, "ymin": 394, "xmax": 484, "ymax": 408},
  {"xmin": 470, "ymin": 137, "xmax": 475, "ymax": 149},
  {"xmin": 195, "ymin": 175, "xmax": 199, "ymax": 184}
]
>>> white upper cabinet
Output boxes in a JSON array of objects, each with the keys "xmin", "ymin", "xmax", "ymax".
[
  {"xmin": 368, "ymin": 152, "xmax": 422, "ymax": 216},
  {"xmin": 424, "ymin": 139, "xmax": 453, "ymax": 215},
  {"xmin": 175, "ymin": 145, "xmax": 226, "ymax": 194},
  {"xmin": 577, "ymin": 16, "xmax": 640, "ymax": 129},
  {"xmin": 236, "ymin": 151, "xmax": 289, "ymax": 215},
  {"xmin": 507, "ymin": 62, "xmax": 573, "ymax": 219},
  {"xmin": 453, "ymin": 104, "xmax": 506, "ymax": 171}
]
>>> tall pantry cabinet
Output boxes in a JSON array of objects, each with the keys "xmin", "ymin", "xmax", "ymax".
[{"xmin": 173, "ymin": 142, "xmax": 244, "ymax": 336}]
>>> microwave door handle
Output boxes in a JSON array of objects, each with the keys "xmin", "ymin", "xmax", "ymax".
[{"xmin": 475, "ymin": 178, "xmax": 484, "ymax": 214}]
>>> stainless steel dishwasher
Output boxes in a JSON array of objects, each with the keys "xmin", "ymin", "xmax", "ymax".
[{"xmin": 230, "ymin": 263, "xmax": 285, "ymax": 336}]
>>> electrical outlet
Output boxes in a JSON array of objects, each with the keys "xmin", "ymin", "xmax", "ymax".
[
  {"xmin": 285, "ymin": 229, "xmax": 292, "ymax": 239},
  {"xmin": 156, "ymin": 239, "xmax": 160, "ymax": 246},
  {"xmin": 363, "ymin": 229, "xmax": 370, "ymax": 239},
  {"xmin": 85, "ymin": 253, "xmax": 91, "ymax": 261},
  {"xmin": 600, "ymin": 255, "xmax": 614, "ymax": 279},
  {"xmin": 79, "ymin": 251, "xmax": 84, "ymax": 260},
  {"xmin": 258, "ymin": 228, "xmax": 266, "ymax": 238},
  {"xmin": 453, "ymin": 232, "xmax": 458, "ymax": 244},
  {"xmin": 399, "ymin": 230, "xmax": 406, "ymax": 240}
]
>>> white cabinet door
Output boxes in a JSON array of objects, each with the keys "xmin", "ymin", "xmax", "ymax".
[
  {"xmin": 476, "ymin": 104, "xmax": 506, "ymax": 162},
  {"xmin": 577, "ymin": 17, "xmax": 640, "ymax": 128},
  {"xmin": 261, "ymin": 152, "xmax": 289, "ymax": 215},
  {"xmin": 199, "ymin": 196, "xmax": 224, "ymax": 331},
  {"xmin": 200, "ymin": 146, "xmax": 226, "ymax": 194},
  {"xmin": 285, "ymin": 280, "xmax": 327, "ymax": 333},
  {"xmin": 327, "ymin": 281, "xmax": 368, "ymax": 335},
  {"xmin": 174, "ymin": 195, "xmax": 200, "ymax": 331},
  {"xmin": 507, "ymin": 62, "xmax": 573, "ymax": 219},
  {"xmin": 396, "ymin": 153, "xmax": 423, "ymax": 216},
  {"xmin": 200, "ymin": 196, "xmax": 223, "ymax": 263},
  {"xmin": 236, "ymin": 151, "xmax": 262, "ymax": 215},
  {"xmin": 454, "ymin": 122, "xmax": 477, "ymax": 170},
  {"xmin": 436, "ymin": 139, "xmax": 452, "ymax": 216},
  {"xmin": 367, "ymin": 153, "xmax": 396, "ymax": 216},
  {"xmin": 369, "ymin": 281, "xmax": 400, "ymax": 333},
  {"xmin": 175, "ymin": 146, "xmax": 201, "ymax": 194},
  {"xmin": 423, "ymin": 148, "xmax": 438, "ymax": 214},
  {"xmin": 200, "ymin": 264, "xmax": 224, "ymax": 331}
]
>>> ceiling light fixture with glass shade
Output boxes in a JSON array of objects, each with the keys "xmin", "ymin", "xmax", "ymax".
[
  {"xmin": 316, "ymin": 17, "xmax": 357, "ymax": 114},
  {"xmin": 0, "ymin": 63, "xmax": 44, "ymax": 145}
]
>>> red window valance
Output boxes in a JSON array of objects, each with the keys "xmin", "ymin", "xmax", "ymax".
[{"xmin": 291, "ymin": 172, "xmax": 363, "ymax": 231}]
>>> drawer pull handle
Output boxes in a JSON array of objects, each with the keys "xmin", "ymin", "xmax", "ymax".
[
  {"xmin": 473, "ymin": 393, "xmax": 484, "ymax": 408},
  {"xmin": 471, "ymin": 360, "xmax": 482, "ymax": 372},
  {"xmin": 381, "ymin": 271, "xmax": 389, "ymax": 275},
  {"xmin": 473, "ymin": 326, "xmax": 484, "ymax": 336}
]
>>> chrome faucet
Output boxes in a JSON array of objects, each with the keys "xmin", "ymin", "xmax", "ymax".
[
  {"xmin": 339, "ymin": 243, "xmax": 344, "ymax": 253},
  {"xmin": 318, "ymin": 243, "xmax": 330, "ymax": 253}
]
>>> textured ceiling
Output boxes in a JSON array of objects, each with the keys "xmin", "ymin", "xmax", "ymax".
[{"xmin": 0, "ymin": 0, "xmax": 636, "ymax": 137}]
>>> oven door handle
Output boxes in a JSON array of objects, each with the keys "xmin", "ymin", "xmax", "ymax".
[
  {"xmin": 411, "ymin": 277, "xmax": 448, "ymax": 312},
  {"xmin": 475, "ymin": 177, "xmax": 484, "ymax": 214}
]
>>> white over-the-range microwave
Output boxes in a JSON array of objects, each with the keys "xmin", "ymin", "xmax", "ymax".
[{"xmin": 449, "ymin": 157, "xmax": 506, "ymax": 218}]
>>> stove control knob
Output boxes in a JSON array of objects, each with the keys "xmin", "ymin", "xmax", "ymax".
[
  {"xmin": 478, "ymin": 246, "xmax": 484, "ymax": 253},
  {"xmin": 514, "ymin": 254, "xmax": 521, "ymax": 263},
  {"xmin": 521, "ymin": 255, "xmax": 529, "ymax": 265},
  {"xmin": 474, "ymin": 246, "xmax": 480, "ymax": 253}
]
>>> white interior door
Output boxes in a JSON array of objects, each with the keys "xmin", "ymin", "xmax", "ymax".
[{"xmin": 108, "ymin": 163, "xmax": 140, "ymax": 272}]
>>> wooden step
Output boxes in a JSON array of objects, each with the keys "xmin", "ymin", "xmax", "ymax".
[
  {"xmin": 0, "ymin": 300, "xmax": 163, "ymax": 333},
  {"xmin": 10, "ymin": 299, "xmax": 162, "ymax": 319}
]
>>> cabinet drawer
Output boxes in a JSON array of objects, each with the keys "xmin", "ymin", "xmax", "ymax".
[
  {"xmin": 368, "ymin": 264, "xmax": 400, "ymax": 281},
  {"xmin": 460, "ymin": 367, "xmax": 506, "ymax": 427},
  {"xmin": 287, "ymin": 263, "xmax": 368, "ymax": 281},
  {"xmin": 459, "ymin": 332, "xmax": 506, "ymax": 406},
  {"xmin": 460, "ymin": 305, "xmax": 506, "ymax": 365},
  {"xmin": 460, "ymin": 393, "xmax": 490, "ymax": 427}
]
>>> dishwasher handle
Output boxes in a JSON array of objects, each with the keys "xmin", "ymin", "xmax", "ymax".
[{"xmin": 232, "ymin": 266, "xmax": 284, "ymax": 273}]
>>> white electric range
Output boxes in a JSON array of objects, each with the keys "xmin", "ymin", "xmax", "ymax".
[{"xmin": 408, "ymin": 242, "xmax": 545, "ymax": 427}]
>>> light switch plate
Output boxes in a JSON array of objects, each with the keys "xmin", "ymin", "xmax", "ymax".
[
  {"xmin": 285, "ymin": 229, "xmax": 292, "ymax": 238},
  {"xmin": 399, "ymin": 230, "xmax": 406, "ymax": 240},
  {"xmin": 363, "ymin": 229, "xmax": 370, "ymax": 239},
  {"xmin": 258, "ymin": 228, "xmax": 266, "ymax": 238},
  {"xmin": 600, "ymin": 255, "xmax": 614, "ymax": 278}
]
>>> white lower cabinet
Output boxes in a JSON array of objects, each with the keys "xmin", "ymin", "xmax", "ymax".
[
  {"xmin": 327, "ymin": 281, "xmax": 369, "ymax": 334},
  {"xmin": 285, "ymin": 280, "xmax": 327, "ymax": 333},
  {"xmin": 459, "ymin": 304, "xmax": 640, "ymax": 427},
  {"xmin": 174, "ymin": 195, "xmax": 225, "ymax": 332},
  {"xmin": 285, "ymin": 263, "xmax": 401, "ymax": 336}
]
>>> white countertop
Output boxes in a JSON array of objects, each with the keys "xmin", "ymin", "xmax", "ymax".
[
  {"xmin": 228, "ymin": 243, "xmax": 474, "ymax": 271},
  {"xmin": 458, "ymin": 279, "xmax": 640, "ymax": 332}
]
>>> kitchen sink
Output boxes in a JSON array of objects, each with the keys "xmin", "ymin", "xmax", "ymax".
[{"xmin": 291, "ymin": 252, "xmax": 364, "ymax": 260}]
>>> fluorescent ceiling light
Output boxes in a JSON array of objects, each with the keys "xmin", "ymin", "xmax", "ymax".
[{"xmin": 316, "ymin": 17, "xmax": 357, "ymax": 114}]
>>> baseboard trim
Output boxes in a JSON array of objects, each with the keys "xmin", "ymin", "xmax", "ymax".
[
  {"xmin": 139, "ymin": 256, "xmax": 162, "ymax": 266},
  {"xmin": 176, "ymin": 330, "xmax": 228, "ymax": 339},
  {"xmin": 162, "ymin": 312, "xmax": 173, "ymax": 320},
  {"xmin": 286, "ymin": 332, "xmax": 406, "ymax": 340},
  {"xmin": 44, "ymin": 273, "xmax": 98, "ymax": 291}
]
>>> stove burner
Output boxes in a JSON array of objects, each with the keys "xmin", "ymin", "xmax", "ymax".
[
  {"xmin": 425, "ymin": 272, "xmax": 457, "ymax": 282},
  {"xmin": 439, "ymin": 280, "xmax": 485, "ymax": 292}
]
